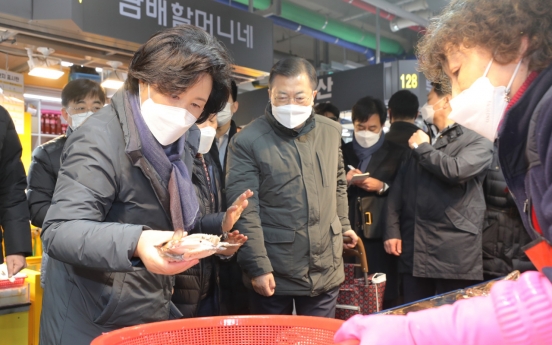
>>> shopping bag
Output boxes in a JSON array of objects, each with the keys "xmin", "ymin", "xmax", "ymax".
[
  {"xmin": 336, "ymin": 237, "xmax": 386, "ymax": 320},
  {"xmin": 335, "ymin": 272, "xmax": 386, "ymax": 320}
]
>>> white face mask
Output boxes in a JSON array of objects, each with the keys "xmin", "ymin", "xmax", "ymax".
[
  {"xmin": 420, "ymin": 97, "xmax": 445, "ymax": 124},
  {"xmin": 140, "ymin": 84, "xmax": 197, "ymax": 146},
  {"xmin": 198, "ymin": 126, "xmax": 216, "ymax": 154},
  {"xmin": 70, "ymin": 111, "xmax": 94, "ymax": 130},
  {"xmin": 217, "ymin": 103, "xmax": 233, "ymax": 127},
  {"xmin": 271, "ymin": 104, "xmax": 313, "ymax": 129},
  {"xmin": 355, "ymin": 129, "xmax": 381, "ymax": 148},
  {"xmin": 448, "ymin": 59, "xmax": 523, "ymax": 141}
]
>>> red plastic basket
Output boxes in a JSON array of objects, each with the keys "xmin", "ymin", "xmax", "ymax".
[
  {"xmin": 0, "ymin": 276, "xmax": 26, "ymax": 289},
  {"xmin": 91, "ymin": 315, "xmax": 358, "ymax": 345}
]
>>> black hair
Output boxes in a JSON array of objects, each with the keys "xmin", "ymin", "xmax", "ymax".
[
  {"xmin": 61, "ymin": 79, "xmax": 106, "ymax": 108},
  {"xmin": 269, "ymin": 57, "xmax": 317, "ymax": 90},
  {"xmin": 352, "ymin": 96, "xmax": 387, "ymax": 125},
  {"xmin": 125, "ymin": 25, "xmax": 233, "ymax": 124},
  {"xmin": 230, "ymin": 80, "xmax": 238, "ymax": 103},
  {"xmin": 431, "ymin": 82, "xmax": 449, "ymax": 97},
  {"xmin": 387, "ymin": 90, "xmax": 419, "ymax": 121},
  {"xmin": 314, "ymin": 102, "xmax": 340, "ymax": 121}
]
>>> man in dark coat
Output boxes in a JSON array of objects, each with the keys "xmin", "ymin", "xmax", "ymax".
[
  {"xmin": 26, "ymin": 79, "xmax": 106, "ymax": 286},
  {"xmin": 385, "ymin": 90, "xmax": 420, "ymax": 149},
  {"xmin": 385, "ymin": 83, "xmax": 493, "ymax": 303},
  {"xmin": 226, "ymin": 57, "xmax": 358, "ymax": 317},
  {"xmin": 0, "ymin": 105, "xmax": 32, "ymax": 277},
  {"xmin": 342, "ymin": 96, "xmax": 409, "ymax": 306}
]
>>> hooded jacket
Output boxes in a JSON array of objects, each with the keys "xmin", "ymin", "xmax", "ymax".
[{"xmin": 226, "ymin": 107, "xmax": 351, "ymax": 296}]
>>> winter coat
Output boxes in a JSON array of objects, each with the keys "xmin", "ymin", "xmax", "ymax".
[
  {"xmin": 386, "ymin": 123, "xmax": 493, "ymax": 280},
  {"xmin": 226, "ymin": 108, "xmax": 351, "ymax": 296},
  {"xmin": 172, "ymin": 147, "xmax": 225, "ymax": 317},
  {"xmin": 209, "ymin": 119, "xmax": 237, "ymax": 211},
  {"xmin": 342, "ymin": 139, "xmax": 408, "ymax": 239},
  {"xmin": 482, "ymin": 149, "xmax": 532, "ymax": 278},
  {"xmin": 39, "ymin": 89, "xmax": 182, "ymax": 345},
  {"xmin": 384, "ymin": 121, "xmax": 420, "ymax": 149},
  {"xmin": 0, "ymin": 105, "xmax": 31, "ymax": 264},
  {"xmin": 27, "ymin": 134, "xmax": 66, "ymax": 227},
  {"xmin": 27, "ymin": 129, "xmax": 73, "ymax": 287},
  {"xmin": 498, "ymin": 64, "xmax": 552, "ymax": 247}
]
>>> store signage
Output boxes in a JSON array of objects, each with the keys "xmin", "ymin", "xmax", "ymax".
[
  {"xmin": 79, "ymin": 0, "xmax": 273, "ymax": 72},
  {"xmin": 315, "ymin": 64, "xmax": 385, "ymax": 112},
  {"xmin": 0, "ymin": 69, "xmax": 25, "ymax": 134}
]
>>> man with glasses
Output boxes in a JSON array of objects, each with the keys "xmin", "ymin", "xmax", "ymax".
[
  {"xmin": 27, "ymin": 78, "xmax": 106, "ymax": 286},
  {"xmin": 226, "ymin": 57, "xmax": 358, "ymax": 317}
]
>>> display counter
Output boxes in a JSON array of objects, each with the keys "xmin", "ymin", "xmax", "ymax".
[
  {"xmin": 380, "ymin": 271, "xmax": 520, "ymax": 316},
  {"xmin": 0, "ymin": 302, "xmax": 31, "ymax": 345}
]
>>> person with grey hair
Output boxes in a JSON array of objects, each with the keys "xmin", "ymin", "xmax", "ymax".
[{"xmin": 226, "ymin": 57, "xmax": 358, "ymax": 317}]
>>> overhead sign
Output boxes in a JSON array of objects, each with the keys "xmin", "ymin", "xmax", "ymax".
[
  {"xmin": 78, "ymin": 0, "xmax": 273, "ymax": 73},
  {"xmin": 315, "ymin": 64, "xmax": 385, "ymax": 112}
]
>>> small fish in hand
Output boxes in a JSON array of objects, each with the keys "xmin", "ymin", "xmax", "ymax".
[{"xmin": 155, "ymin": 232, "xmax": 240, "ymax": 262}]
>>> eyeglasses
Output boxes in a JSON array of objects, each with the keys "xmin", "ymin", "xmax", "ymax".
[
  {"xmin": 68, "ymin": 105, "xmax": 103, "ymax": 114},
  {"xmin": 273, "ymin": 93, "xmax": 313, "ymax": 106}
]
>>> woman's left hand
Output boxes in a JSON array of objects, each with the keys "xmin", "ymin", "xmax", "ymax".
[
  {"xmin": 218, "ymin": 230, "xmax": 248, "ymax": 257},
  {"xmin": 222, "ymin": 189, "xmax": 254, "ymax": 232}
]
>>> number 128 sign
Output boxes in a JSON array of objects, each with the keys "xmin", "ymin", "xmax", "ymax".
[{"xmin": 400, "ymin": 73, "xmax": 418, "ymax": 89}]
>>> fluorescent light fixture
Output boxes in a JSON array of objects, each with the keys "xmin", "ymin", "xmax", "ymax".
[
  {"xmin": 61, "ymin": 61, "xmax": 73, "ymax": 67},
  {"xmin": 95, "ymin": 67, "xmax": 103, "ymax": 73},
  {"xmin": 28, "ymin": 66, "xmax": 65, "ymax": 79},
  {"xmin": 26, "ymin": 47, "xmax": 65, "ymax": 79},
  {"xmin": 101, "ymin": 78, "xmax": 124, "ymax": 90},
  {"xmin": 24, "ymin": 93, "xmax": 62, "ymax": 103},
  {"xmin": 101, "ymin": 62, "xmax": 126, "ymax": 90}
]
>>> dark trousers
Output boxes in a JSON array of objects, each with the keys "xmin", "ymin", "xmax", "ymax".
[
  {"xmin": 248, "ymin": 287, "xmax": 340, "ymax": 318},
  {"xmin": 402, "ymin": 274, "xmax": 481, "ymax": 303}
]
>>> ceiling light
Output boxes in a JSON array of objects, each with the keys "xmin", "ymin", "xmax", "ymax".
[
  {"xmin": 101, "ymin": 61, "xmax": 126, "ymax": 90},
  {"xmin": 23, "ymin": 93, "xmax": 62, "ymax": 103},
  {"xmin": 26, "ymin": 47, "xmax": 65, "ymax": 79},
  {"xmin": 61, "ymin": 61, "xmax": 74, "ymax": 67}
]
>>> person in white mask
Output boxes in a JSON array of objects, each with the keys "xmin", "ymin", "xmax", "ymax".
[
  {"xmin": 226, "ymin": 57, "xmax": 358, "ymax": 317},
  {"xmin": 173, "ymin": 113, "xmax": 248, "ymax": 318},
  {"xmin": 27, "ymin": 79, "xmax": 106, "ymax": 288},
  {"xmin": 381, "ymin": 82, "xmax": 493, "ymax": 305},
  {"xmin": 38, "ymin": 25, "xmax": 252, "ymax": 345},
  {"xmin": 212, "ymin": 80, "xmax": 239, "ymax": 176},
  {"xmin": 342, "ymin": 95, "xmax": 410, "ymax": 308}
]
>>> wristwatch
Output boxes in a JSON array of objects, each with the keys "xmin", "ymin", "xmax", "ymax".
[
  {"xmin": 377, "ymin": 183, "xmax": 389, "ymax": 195},
  {"xmin": 411, "ymin": 143, "xmax": 419, "ymax": 149}
]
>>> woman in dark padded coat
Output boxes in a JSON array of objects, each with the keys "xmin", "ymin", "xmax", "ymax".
[{"xmin": 172, "ymin": 115, "xmax": 246, "ymax": 317}]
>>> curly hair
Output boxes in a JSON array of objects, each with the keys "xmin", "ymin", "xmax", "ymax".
[
  {"xmin": 125, "ymin": 25, "xmax": 233, "ymax": 124},
  {"xmin": 417, "ymin": 0, "xmax": 552, "ymax": 86}
]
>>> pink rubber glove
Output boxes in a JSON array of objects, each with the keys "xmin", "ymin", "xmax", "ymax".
[{"xmin": 334, "ymin": 271, "xmax": 552, "ymax": 345}]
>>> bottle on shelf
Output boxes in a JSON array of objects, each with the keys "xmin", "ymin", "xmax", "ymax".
[
  {"xmin": 40, "ymin": 113, "xmax": 47, "ymax": 135},
  {"xmin": 55, "ymin": 114, "xmax": 62, "ymax": 135}
]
